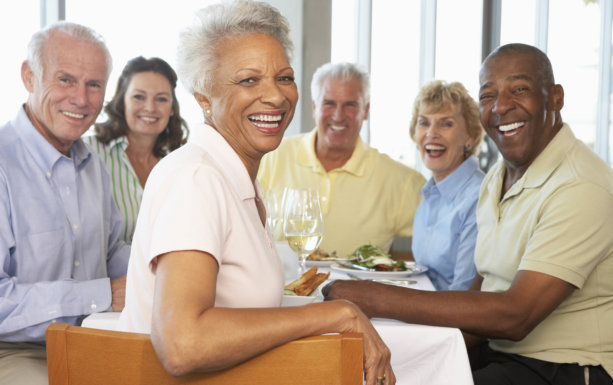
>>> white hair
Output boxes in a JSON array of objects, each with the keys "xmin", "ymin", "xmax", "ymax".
[
  {"xmin": 26, "ymin": 21, "xmax": 112, "ymax": 80},
  {"xmin": 177, "ymin": 0, "xmax": 293, "ymax": 96},
  {"xmin": 310, "ymin": 62, "xmax": 370, "ymax": 103}
]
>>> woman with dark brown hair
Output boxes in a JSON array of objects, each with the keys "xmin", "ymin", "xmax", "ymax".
[{"xmin": 85, "ymin": 56, "xmax": 189, "ymax": 243}]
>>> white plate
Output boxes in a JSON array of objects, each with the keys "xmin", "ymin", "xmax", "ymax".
[
  {"xmin": 330, "ymin": 263, "xmax": 428, "ymax": 279},
  {"xmin": 305, "ymin": 258, "xmax": 348, "ymax": 268},
  {"xmin": 282, "ymin": 294, "xmax": 317, "ymax": 306}
]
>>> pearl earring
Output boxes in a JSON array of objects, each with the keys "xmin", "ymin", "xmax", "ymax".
[{"xmin": 206, "ymin": 109, "xmax": 211, "ymax": 116}]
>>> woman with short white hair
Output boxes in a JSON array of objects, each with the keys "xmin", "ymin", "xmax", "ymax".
[{"xmin": 118, "ymin": 1, "xmax": 394, "ymax": 384}]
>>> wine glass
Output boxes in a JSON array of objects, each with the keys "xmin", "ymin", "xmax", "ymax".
[
  {"xmin": 264, "ymin": 188, "xmax": 286, "ymax": 241},
  {"xmin": 283, "ymin": 188, "xmax": 324, "ymax": 274}
]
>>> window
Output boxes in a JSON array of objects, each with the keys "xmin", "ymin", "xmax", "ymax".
[
  {"xmin": 368, "ymin": 1, "xmax": 421, "ymax": 168},
  {"xmin": 334, "ymin": 0, "xmax": 613, "ymax": 167},
  {"xmin": 0, "ymin": 3, "xmax": 40, "ymax": 125},
  {"xmin": 65, "ymin": 0, "xmax": 303, "ymax": 134},
  {"xmin": 501, "ymin": 0, "xmax": 603, "ymax": 153},
  {"xmin": 3, "ymin": 1, "xmax": 612, "ymax": 166},
  {"xmin": 65, "ymin": 0, "xmax": 218, "ymax": 129}
]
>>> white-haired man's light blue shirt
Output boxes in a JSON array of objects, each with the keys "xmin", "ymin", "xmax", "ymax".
[{"xmin": 0, "ymin": 106, "xmax": 130, "ymax": 342}]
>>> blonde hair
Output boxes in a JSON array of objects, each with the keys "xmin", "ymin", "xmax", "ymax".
[{"xmin": 409, "ymin": 80, "xmax": 483, "ymax": 155}]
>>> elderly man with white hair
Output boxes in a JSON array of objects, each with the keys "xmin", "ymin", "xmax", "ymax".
[{"xmin": 259, "ymin": 61, "xmax": 426, "ymax": 258}]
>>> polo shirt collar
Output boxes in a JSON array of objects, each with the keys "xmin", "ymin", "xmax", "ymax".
[
  {"xmin": 296, "ymin": 128, "xmax": 368, "ymax": 176},
  {"xmin": 15, "ymin": 105, "xmax": 92, "ymax": 173},
  {"xmin": 189, "ymin": 123, "xmax": 255, "ymax": 200},
  {"xmin": 422, "ymin": 155, "xmax": 480, "ymax": 202},
  {"xmin": 521, "ymin": 123, "xmax": 574, "ymax": 189},
  {"xmin": 494, "ymin": 123, "xmax": 574, "ymax": 201}
]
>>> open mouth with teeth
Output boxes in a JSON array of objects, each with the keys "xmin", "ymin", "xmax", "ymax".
[
  {"xmin": 330, "ymin": 124, "xmax": 346, "ymax": 131},
  {"xmin": 139, "ymin": 116, "xmax": 158, "ymax": 123},
  {"xmin": 62, "ymin": 111, "xmax": 85, "ymax": 119},
  {"xmin": 248, "ymin": 113, "xmax": 285, "ymax": 132},
  {"xmin": 424, "ymin": 143, "xmax": 446, "ymax": 157},
  {"xmin": 498, "ymin": 121, "xmax": 525, "ymax": 137}
]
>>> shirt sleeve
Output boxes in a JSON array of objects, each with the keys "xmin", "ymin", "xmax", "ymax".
[
  {"xmin": 0, "ymin": 171, "xmax": 113, "ymax": 342},
  {"xmin": 448, "ymin": 198, "xmax": 478, "ymax": 291},
  {"xmin": 519, "ymin": 182, "xmax": 613, "ymax": 288},
  {"xmin": 99, "ymin": 157, "xmax": 130, "ymax": 279}
]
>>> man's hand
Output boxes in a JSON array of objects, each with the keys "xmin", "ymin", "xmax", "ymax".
[{"xmin": 110, "ymin": 275, "xmax": 127, "ymax": 311}]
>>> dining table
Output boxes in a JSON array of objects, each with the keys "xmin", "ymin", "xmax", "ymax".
[{"xmin": 82, "ymin": 246, "xmax": 474, "ymax": 385}]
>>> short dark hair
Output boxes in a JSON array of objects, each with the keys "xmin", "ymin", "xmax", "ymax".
[
  {"xmin": 484, "ymin": 43, "xmax": 555, "ymax": 86},
  {"xmin": 94, "ymin": 56, "xmax": 189, "ymax": 157}
]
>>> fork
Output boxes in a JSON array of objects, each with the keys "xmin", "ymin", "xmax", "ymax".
[{"xmin": 346, "ymin": 273, "xmax": 417, "ymax": 286}]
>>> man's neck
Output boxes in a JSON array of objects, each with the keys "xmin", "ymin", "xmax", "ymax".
[
  {"xmin": 315, "ymin": 145, "xmax": 354, "ymax": 172},
  {"xmin": 501, "ymin": 166, "xmax": 525, "ymax": 198},
  {"xmin": 24, "ymin": 103, "xmax": 73, "ymax": 157}
]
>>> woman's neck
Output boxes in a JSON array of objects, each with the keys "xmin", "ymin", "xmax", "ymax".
[{"xmin": 125, "ymin": 134, "xmax": 160, "ymax": 187}]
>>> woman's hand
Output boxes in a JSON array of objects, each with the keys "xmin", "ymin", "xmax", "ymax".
[{"xmin": 338, "ymin": 300, "xmax": 396, "ymax": 385}]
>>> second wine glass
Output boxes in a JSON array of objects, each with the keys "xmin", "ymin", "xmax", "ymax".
[{"xmin": 283, "ymin": 188, "xmax": 324, "ymax": 274}]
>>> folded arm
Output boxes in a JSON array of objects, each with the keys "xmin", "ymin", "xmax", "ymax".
[{"xmin": 151, "ymin": 250, "xmax": 396, "ymax": 385}]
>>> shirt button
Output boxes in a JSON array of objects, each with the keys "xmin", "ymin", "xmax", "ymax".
[
  {"xmin": 91, "ymin": 303, "xmax": 97, "ymax": 310},
  {"xmin": 51, "ymin": 319, "xmax": 56, "ymax": 323},
  {"xmin": 74, "ymin": 261, "xmax": 80, "ymax": 267},
  {"xmin": 45, "ymin": 172, "xmax": 51, "ymax": 178},
  {"xmin": 73, "ymin": 224, "xmax": 78, "ymax": 230}
]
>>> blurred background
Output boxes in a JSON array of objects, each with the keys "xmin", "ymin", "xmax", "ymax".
[{"xmin": 1, "ymin": 0, "xmax": 611, "ymax": 176}]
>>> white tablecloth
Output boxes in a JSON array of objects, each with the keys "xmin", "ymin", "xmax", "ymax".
[{"xmin": 83, "ymin": 268, "xmax": 473, "ymax": 385}]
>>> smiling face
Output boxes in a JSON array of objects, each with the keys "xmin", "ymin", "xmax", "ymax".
[
  {"xmin": 195, "ymin": 33, "xmax": 297, "ymax": 172},
  {"xmin": 124, "ymin": 71, "xmax": 174, "ymax": 141},
  {"xmin": 478, "ymin": 50, "xmax": 563, "ymax": 174},
  {"xmin": 312, "ymin": 77, "xmax": 369, "ymax": 156},
  {"xmin": 22, "ymin": 31, "xmax": 108, "ymax": 156},
  {"xmin": 415, "ymin": 103, "xmax": 472, "ymax": 183}
]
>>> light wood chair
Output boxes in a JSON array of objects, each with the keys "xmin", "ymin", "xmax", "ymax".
[{"xmin": 46, "ymin": 323, "xmax": 363, "ymax": 385}]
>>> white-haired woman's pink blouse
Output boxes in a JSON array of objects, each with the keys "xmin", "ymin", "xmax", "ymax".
[{"xmin": 118, "ymin": 123, "xmax": 284, "ymax": 334}]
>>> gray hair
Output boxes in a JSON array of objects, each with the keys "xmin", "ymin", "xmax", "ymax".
[
  {"xmin": 310, "ymin": 62, "xmax": 370, "ymax": 104},
  {"xmin": 26, "ymin": 21, "xmax": 112, "ymax": 81},
  {"xmin": 177, "ymin": 0, "xmax": 293, "ymax": 96}
]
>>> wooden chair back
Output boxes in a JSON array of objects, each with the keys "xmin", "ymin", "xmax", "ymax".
[{"xmin": 46, "ymin": 323, "xmax": 363, "ymax": 385}]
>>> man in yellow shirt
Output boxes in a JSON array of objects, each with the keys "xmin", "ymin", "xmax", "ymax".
[
  {"xmin": 324, "ymin": 44, "xmax": 613, "ymax": 384},
  {"xmin": 258, "ymin": 62, "xmax": 426, "ymax": 258}
]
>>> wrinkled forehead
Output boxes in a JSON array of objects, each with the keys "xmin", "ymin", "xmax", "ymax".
[
  {"xmin": 43, "ymin": 32, "xmax": 109, "ymax": 76},
  {"xmin": 319, "ymin": 77, "xmax": 365, "ymax": 103}
]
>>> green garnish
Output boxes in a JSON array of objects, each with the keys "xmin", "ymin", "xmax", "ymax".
[
  {"xmin": 283, "ymin": 288, "xmax": 297, "ymax": 296},
  {"xmin": 347, "ymin": 244, "xmax": 407, "ymax": 271}
]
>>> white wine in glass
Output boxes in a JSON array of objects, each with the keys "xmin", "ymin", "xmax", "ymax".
[{"xmin": 283, "ymin": 188, "xmax": 324, "ymax": 274}]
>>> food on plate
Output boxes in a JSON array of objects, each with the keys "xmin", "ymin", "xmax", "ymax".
[
  {"xmin": 306, "ymin": 249, "xmax": 339, "ymax": 261},
  {"xmin": 284, "ymin": 266, "xmax": 330, "ymax": 296},
  {"xmin": 347, "ymin": 244, "xmax": 408, "ymax": 272}
]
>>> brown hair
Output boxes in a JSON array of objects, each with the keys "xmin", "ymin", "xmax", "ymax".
[{"xmin": 94, "ymin": 56, "xmax": 189, "ymax": 157}]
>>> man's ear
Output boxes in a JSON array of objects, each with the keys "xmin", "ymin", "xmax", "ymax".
[
  {"xmin": 549, "ymin": 84, "xmax": 564, "ymax": 111},
  {"xmin": 21, "ymin": 61, "xmax": 35, "ymax": 92},
  {"xmin": 363, "ymin": 102, "xmax": 370, "ymax": 121},
  {"xmin": 311, "ymin": 100, "xmax": 317, "ymax": 120}
]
